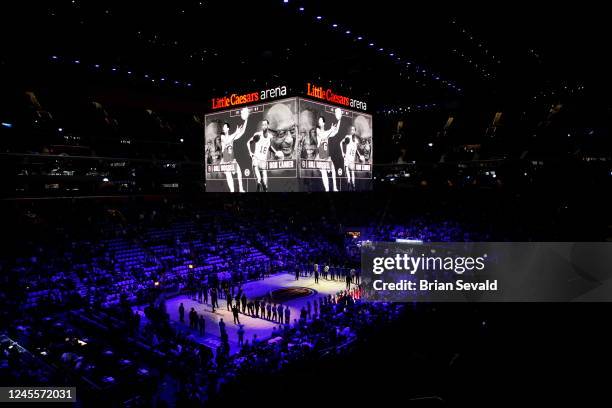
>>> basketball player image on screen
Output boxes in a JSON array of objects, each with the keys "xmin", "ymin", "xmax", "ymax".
[
  {"xmin": 353, "ymin": 115, "xmax": 372, "ymax": 166},
  {"xmin": 266, "ymin": 103, "xmax": 297, "ymax": 160},
  {"xmin": 247, "ymin": 119, "xmax": 280, "ymax": 192},
  {"xmin": 298, "ymin": 108, "xmax": 317, "ymax": 159},
  {"xmin": 220, "ymin": 107, "xmax": 250, "ymax": 192},
  {"xmin": 205, "ymin": 121, "xmax": 224, "ymax": 189},
  {"xmin": 302, "ymin": 128, "xmax": 318, "ymax": 159},
  {"xmin": 205, "ymin": 136, "xmax": 222, "ymax": 166},
  {"xmin": 340, "ymin": 126, "xmax": 364, "ymax": 191},
  {"xmin": 297, "ymin": 127, "xmax": 319, "ymax": 184},
  {"xmin": 316, "ymin": 108, "xmax": 343, "ymax": 192}
]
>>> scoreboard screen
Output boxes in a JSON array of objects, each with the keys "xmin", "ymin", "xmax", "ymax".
[{"xmin": 204, "ymin": 97, "xmax": 372, "ymax": 192}]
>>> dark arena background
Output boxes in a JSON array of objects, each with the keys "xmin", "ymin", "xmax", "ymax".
[{"xmin": 1, "ymin": 1, "xmax": 612, "ymax": 407}]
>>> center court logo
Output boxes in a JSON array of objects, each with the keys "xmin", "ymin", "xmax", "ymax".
[{"xmin": 258, "ymin": 287, "xmax": 316, "ymax": 302}]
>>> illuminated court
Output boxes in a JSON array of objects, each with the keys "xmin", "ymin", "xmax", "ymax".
[{"xmin": 144, "ymin": 273, "xmax": 347, "ymax": 355}]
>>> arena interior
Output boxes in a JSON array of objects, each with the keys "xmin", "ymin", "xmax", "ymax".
[{"xmin": 1, "ymin": 1, "xmax": 612, "ymax": 406}]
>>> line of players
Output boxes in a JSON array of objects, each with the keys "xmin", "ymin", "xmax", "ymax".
[
  {"xmin": 186, "ymin": 285, "xmax": 292, "ymax": 325},
  {"xmin": 219, "ymin": 107, "xmax": 365, "ymax": 192}
]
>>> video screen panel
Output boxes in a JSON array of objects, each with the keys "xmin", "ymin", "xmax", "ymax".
[
  {"xmin": 297, "ymin": 99, "xmax": 373, "ymax": 192},
  {"xmin": 205, "ymin": 98, "xmax": 299, "ymax": 192},
  {"xmin": 204, "ymin": 97, "xmax": 372, "ymax": 192}
]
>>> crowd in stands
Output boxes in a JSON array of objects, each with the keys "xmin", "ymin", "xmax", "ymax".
[{"xmin": 1, "ymin": 194, "xmax": 505, "ymax": 405}]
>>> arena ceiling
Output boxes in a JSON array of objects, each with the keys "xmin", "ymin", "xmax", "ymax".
[{"xmin": 3, "ymin": 1, "xmax": 610, "ymax": 112}]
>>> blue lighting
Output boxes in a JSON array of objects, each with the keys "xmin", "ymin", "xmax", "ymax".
[
  {"xmin": 94, "ymin": 64, "xmax": 100, "ymax": 68},
  {"xmin": 73, "ymin": 60, "xmax": 80, "ymax": 64},
  {"xmin": 345, "ymin": 30, "xmax": 351, "ymax": 34},
  {"xmin": 51, "ymin": 55, "xmax": 58, "ymax": 60},
  {"xmin": 299, "ymin": 7, "xmax": 304, "ymax": 11},
  {"xmin": 1, "ymin": 122, "xmax": 13, "ymax": 128},
  {"xmin": 357, "ymin": 36, "xmax": 363, "ymax": 40},
  {"xmin": 111, "ymin": 67, "xmax": 117, "ymax": 72},
  {"xmin": 316, "ymin": 16, "xmax": 322, "ymax": 20},
  {"xmin": 369, "ymin": 43, "xmax": 374, "ymax": 46}
]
